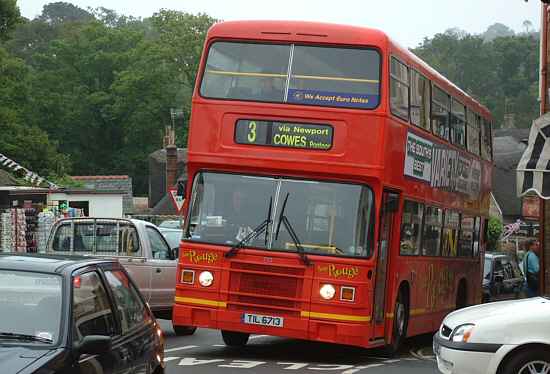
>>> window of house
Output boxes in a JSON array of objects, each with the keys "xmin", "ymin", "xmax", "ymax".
[
  {"xmin": 400, "ymin": 200, "xmax": 423, "ymax": 255},
  {"xmin": 450, "ymin": 99, "xmax": 466, "ymax": 147},
  {"xmin": 442, "ymin": 210, "xmax": 460, "ymax": 257},
  {"xmin": 422, "ymin": 206, "xmax": 443, "ymax": 256},
  {"xmin": 431, "ymin": 85, "xmax": 450, "ymax": 140},
  {"xmin": 390, "ymin": 57, "xmax": 409, "ymax": 121},
  {"xmin": 410, "ymin": 70, "xmax": 431, "ymax": 131}
]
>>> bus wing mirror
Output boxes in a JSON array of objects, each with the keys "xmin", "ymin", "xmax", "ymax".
[{"xmin": 177, "ymin": 180, "xmax": 186, "ymax": 198}]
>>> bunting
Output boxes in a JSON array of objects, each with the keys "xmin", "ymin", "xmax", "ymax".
[{"xmin": 0, "ymin": 153, "xmax": 57, "ymax": 189}]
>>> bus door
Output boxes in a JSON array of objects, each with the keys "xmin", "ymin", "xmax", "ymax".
[{"xmin": 372, "ymin": 191, "xmax": 399, "ymax": 339}]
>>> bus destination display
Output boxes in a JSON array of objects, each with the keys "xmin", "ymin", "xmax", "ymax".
[{"xmin": 235, "ymin": 120, "xmax": 333, "ymax": 150}]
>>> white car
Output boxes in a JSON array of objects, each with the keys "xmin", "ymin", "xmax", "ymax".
[{"xmin": 434, "ymin": 297, "xmax": 550, "ymax": 374}]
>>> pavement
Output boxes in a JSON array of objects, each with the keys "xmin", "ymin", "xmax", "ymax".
[{"xmin": 158, "ymin": 320, "xmax": 440, "ymax": 374}]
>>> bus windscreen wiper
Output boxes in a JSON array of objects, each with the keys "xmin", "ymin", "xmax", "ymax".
[
  {"xmin": 225, "ymin": 197, "xmax": 272, "ymax": 258},
  {"xmin": 274, "ymin": 193, "xmax": 311, "ymax": 266}
]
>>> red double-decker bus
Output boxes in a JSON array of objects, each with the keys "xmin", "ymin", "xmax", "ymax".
[{"xmin": 172, "ymin": 20, "xmax": 493, "ymax": 351}]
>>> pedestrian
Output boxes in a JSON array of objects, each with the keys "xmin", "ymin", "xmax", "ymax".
[{"xmin": 523, "ymin": 239, "xmax": 541, "ymax": 297}]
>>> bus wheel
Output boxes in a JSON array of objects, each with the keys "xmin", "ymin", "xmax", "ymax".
[
  {"xmin": 386, "ymin": 288, "xmax": 409, "ymax": 355},
  {"xmin": 221, "ymin": 330, "xmax": 250, "ymax": 347},
  {"xmin": 455, "ymin": 282, "xmax": 467, "ymax": 310},
  {"xmin": 173, "ymin": 325, "xmax": 197, "ymax": 336}
]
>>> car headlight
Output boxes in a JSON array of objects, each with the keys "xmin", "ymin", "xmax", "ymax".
[
  {"xmin": 320, "ymin": 284, "xmax": 336, "ymax": 300},
  {"xmin": 198, "ymin": 271, "xmax": 214, "ymax": 287},
  {"xmin": 451, "ymin": 324, "xmax": 475, "ymax": 343}
]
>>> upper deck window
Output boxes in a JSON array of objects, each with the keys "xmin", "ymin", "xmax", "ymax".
[
  {"xmin": 431, "ymin": 85, "xmax": 450, "ymax": 141},
  {"xmin": 390, "ymin": 57, "xmax": 409, "ymax": 121},
  {"xmin": 200, "ymin": 41, "xmax": 381, "ymax": 110},
  {"xmin": 410, "ymin": 70, "xmax": 431, "ymax": 131},
  {"xmin": 450, "ymin": 99, "xmax": 466, "ymax": 148},
  {"xmin": 466, "ymin": 110, "xmax": 480, "ymax": 156}
]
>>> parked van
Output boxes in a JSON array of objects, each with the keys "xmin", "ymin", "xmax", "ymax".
[{"xmin": 46, "ymin": 217, "xmax": 196, "ymax": 335}]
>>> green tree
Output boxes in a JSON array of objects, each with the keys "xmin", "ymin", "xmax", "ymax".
[
  {"xmin": 0, "ymin": 47, "xmax": 69, "ymax": 177},
  {"xmin": 38, "ymin": 2, "xmax": 93, "ymax": 25},
  {"xmin": 0, "ymin": 0, "xmax": 22, "ymax": 41},
  {"xmin": 487, "ymin": 216, "xmax": 503, "ymax": 251},
  {"xmin": 413, "ymin": 28, "xmax": 539, "ymax": 129}
]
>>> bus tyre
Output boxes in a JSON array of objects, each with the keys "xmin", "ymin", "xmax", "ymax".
[
  {"xmin": 173, "ymin": 325, "xmax": 197, "ymax": 336},
  {"xmin": 501, "ymin": 348, "xmax": 550, "ymax": 374},
  {"xmin": 455, "ymin": 282, "xmax": 467, "ymax": 310},
  {"xmin": 221, "ymin": 330, "xmax": 250, "ymax": 347},
  {"xmin": 386, "ymin": 289, "xmax": 409, "ymax": 356}
]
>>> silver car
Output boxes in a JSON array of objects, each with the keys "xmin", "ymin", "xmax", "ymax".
[{"xmin": 46, "ymin": 217, "xmax": 196, "ymax": 336}]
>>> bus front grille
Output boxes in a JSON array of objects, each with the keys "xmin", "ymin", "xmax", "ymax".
[{"xmin": 227, "ymin": 261, "xmax": 305, "ymax": 317}]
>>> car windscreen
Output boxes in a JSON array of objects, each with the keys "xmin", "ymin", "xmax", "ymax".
[
  {"xmin": 200, "ymin": 41, "xmax": 380, "ymax": 109},
  {"xmin": 185, "ymin": 172, "xmax": 374, "ymax": 258},
  {"xmin": 0, "ymin": 270, "xmax": 62, "ymax": 344}
]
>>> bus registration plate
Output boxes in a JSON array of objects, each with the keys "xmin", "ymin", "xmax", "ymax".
[{"xmin": 242, "ymin": 313, "xmax": 284, "ymax": 328}]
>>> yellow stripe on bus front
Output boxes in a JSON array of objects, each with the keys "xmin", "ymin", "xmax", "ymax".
[
  {"xmin": 292, "ymin": 74, "xmax": 379, "ymax": 84},
  {"xmin": 301, "ymin": 311, "xmax": 371, "ymax": 322},
  {"xmin": 174, "ymin": 296, "xmax": 227, "ymax": 308},
  {"xmin": 206, "ymin": 70, "xmax": 287, "ymax": 78}
]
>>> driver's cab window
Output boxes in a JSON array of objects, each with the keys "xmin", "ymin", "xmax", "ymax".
[
  {"xmin": 271, "ymin": 181, "xmax": 372, "ymax": 257},
  {"xmin": 147, "ymin": 227, "xmax": 171, "ymax": 260},
  {"xmin": 187, "ymin": 173, "xmax": 277, "ymax": 246}
]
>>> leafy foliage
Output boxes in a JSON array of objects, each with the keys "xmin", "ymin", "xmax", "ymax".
[
  {"xmin": 413, "ymin": 25, "xmax": 539, "ymax": 129},
  {"xmin": 487, "ymin": 216, "xmax": 504, "ymax": 251},
  {"xmin": 0, "ymin": 0, "xmax": 22, "ymax": 41},
  {"xmin": 1, "ymin": 3, "xmax": 215, "ymax": 194}
]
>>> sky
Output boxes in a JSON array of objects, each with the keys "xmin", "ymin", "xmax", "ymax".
[{"xmin": 19, "ymin": 0, "xmax": 543, "ymax": 48}]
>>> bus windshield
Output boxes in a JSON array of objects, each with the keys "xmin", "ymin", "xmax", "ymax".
[
  {"xmin": 200, "ymin": 42, "xmax": 381, "ymax": 109},
  {"xmin": 185, "ymin": 172, "xmax": 374, "ymax": 258}
]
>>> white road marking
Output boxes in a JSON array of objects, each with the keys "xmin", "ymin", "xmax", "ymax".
[
  {"xmin": 212, "ymin": 344, "xmax": 225, "ymax": 347},
  {"xmin": 277, "ymin": 362, "xmax": 310, "ymax": 370},
  {"xmin": 163, "ymin": 357, "xmax": 181, "ymax": 363},
  {"xmin": 219, "ymin": 360, "xmax": 266, "ymax": 368},
  {"xmin": 381, "ymin": 359, "xmax": 401, "ymax": 364},
  {"xmin": 177, "ymin": 358, "xmax": 225, "ymax": 366},
  {"xmin": 308, "ymin": 364, "xmax": 354, "ymax": 370},
  {"xmin": 342, "ymin": 364, "xmax": 384, "ymax": 374},
  {"xmin": 164, "ymin": 345, "xmax": 199, "ymax": 353}
]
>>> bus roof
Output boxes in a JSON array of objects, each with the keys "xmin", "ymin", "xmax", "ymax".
[{"xmin": 206, "ymin": 20, "xmax": 491, "ymax": 119}]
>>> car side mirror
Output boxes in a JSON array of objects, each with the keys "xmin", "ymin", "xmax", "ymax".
[
  {"xmin": 494, "ymin": 273, "xmax": 504, "ymax": 283},
  {"xmin": 75, "ymin": 335, "xmax": 112, "ymax": 356}
]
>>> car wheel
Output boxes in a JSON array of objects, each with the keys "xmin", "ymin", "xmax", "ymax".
[
  {"xmin": 221, "ymin": 330, "xmax": 250, "ymax": 347},
  {"xmin": 173, "ymin": 324, "xmax": 197, "ymax": 336},
  {"xmin": 385, "ymin": 288, "xmax": 409, "ymax": 356},
  {"xmin": 502, "ymin": 348, "xmax": 550, "ymax": 374}
]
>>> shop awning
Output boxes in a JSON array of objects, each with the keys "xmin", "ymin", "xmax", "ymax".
[{"xmin": 517, "ymin": 112, "xmax": 550, "ymax": 199}]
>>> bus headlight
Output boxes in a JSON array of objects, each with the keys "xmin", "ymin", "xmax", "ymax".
[
  {"xmin": 320, "ymin": 284, "xmax": 336, "ymax": 300},
  {"xmin": 198, "ymin": 271, "xmax": 214, "ymax": 287}
]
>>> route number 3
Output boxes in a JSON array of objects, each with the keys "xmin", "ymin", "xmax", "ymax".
[{"xmin": 247, "ymin": 121, "xmax": 257, "ymax": 143}]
